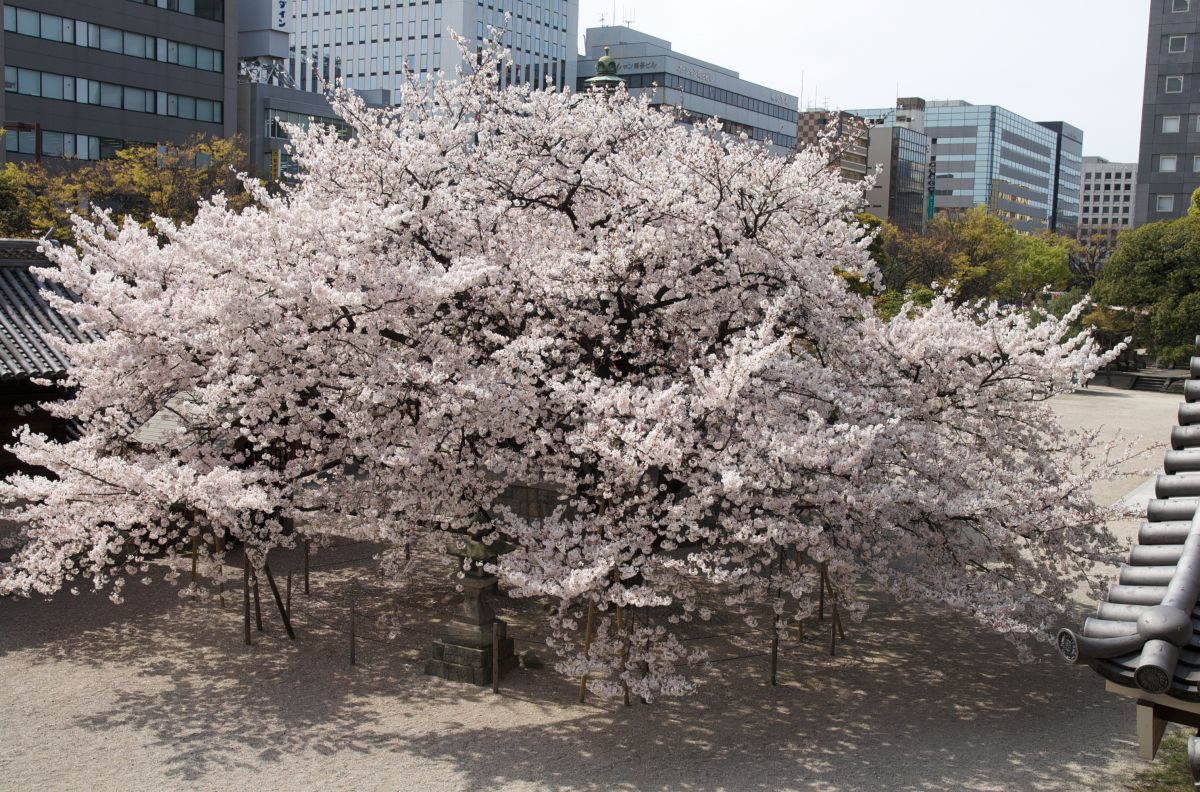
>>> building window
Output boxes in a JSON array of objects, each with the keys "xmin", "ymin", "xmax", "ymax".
[
  {"xmin": 1170, "ymin": 35, "xmax": 1189, "ymax": 53},
  {"xmin": 1157, "ymin": 194, "xmax": 1176, "ymax": 212},
  {"xmin": 1162, "ymin": 154, "xmax": 1179, "ymax": 172},
  {"xmin": 1174, "ymin": 0, "xmax": 1190, "ymax": 11},
  {"xmin": 1164, "ymin": 115, "xmax": 1183, "ymax": 132},
  {"xmin": 1167, "ymin": 75, "xmax": 1185, "ymax": 92},
  {"xmin": 1194, "ymin": 154, "xmax": 1200, "ymax": 171}
]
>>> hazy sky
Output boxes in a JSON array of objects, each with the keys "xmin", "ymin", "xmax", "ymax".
[{"xmin": 577, "ymin": 0, "xmax": 1150, "ymax": 162}]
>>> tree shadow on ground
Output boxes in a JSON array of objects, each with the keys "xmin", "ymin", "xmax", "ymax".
[{"xmin": 0, "ymin": 546, "xmax": 1142, "ymax": 791}]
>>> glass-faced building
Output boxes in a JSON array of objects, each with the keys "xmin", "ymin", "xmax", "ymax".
[
  {"xmin": 804, "ymin": 100, "xmax": 930, "ymax": 232},
  {"xmin": 870, "ymin": 124, "xmax": 930, "ymax": 232},
  {"xmin": 284, "ymin": 0, "xmax": 578, "ymax": 94},
  {"xmin": 848, "ymin": 99, "xmax": 1083, "ymax": 234},
  {"xmin": 1135, "ymin": 0, "xmax": 1200, "ymax": 225},
  {"xmin": 1039, "ymin": 121, "xmax": 1083, "ymax": 236},
  {"xmin": 577, "ymin": 27, "xmax": 798, "ymax": 156}
]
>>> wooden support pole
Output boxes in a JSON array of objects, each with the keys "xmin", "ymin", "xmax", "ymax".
[
  {"xmin": 1137, "ymin": 701, "xmax": 1167, "ymax": 760},
  {"xmin": 285, "ymin": 572, "xmax": 292, "ymax": 618},
  {"xmin": 252, "ymin": 569, "xmax": 263, "ymax": 632},
  {"xmin": 349, "ymin": 598, "xmax": 357, "ymax": 666},
  {"xmin": 491, "ymin": 622, "xmax": 500, "ymax": 694},
  {"xmin": 616, "ymin": 605, "xmax": 631, "ymax": 706},
  {"xmin": 190, "ymin": 536, "xmax": 199, "ymax": 584},
  {"xmin": 215, "ymin": 533, "xmax": 226, "ymax": 607},
  {"xmin": 578, "ymin": 599, "xmax": 595, "ymax": 704},
  {"xmin": 243, "ymin": 555, "xmax": 251, "ymax": 646},
  {"xmin": 263, "ymin": 562, "xmax": 296, "ymax": 640},
  {"xmin": 818, "ymin": 562, "xmax": 826, "ymax": 622},
  {"xmin": 770, "ymin": 621, "xmax": 779, "ymax": 686},
  {"xmin": 303, "ymin": 541, "xmax": 310, "ymax": 595},
  {"xmin": 829, "ymin": 618, "xmax": 837, "ymax": 657}
]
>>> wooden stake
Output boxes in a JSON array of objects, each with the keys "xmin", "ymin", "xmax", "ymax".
[
  {"xmin": 243, "ymin": 555, "xmax": 251, "ymax": 646},
  {"xmin": 252, "ymin": 569, "xmax": 263, "ymax": 632},
  {"xmin": 829, "ymin": 618, "xmax": 837, "ymax": 656},
  {"xmin": 349, "ymin": 598, "xmax": 357, "ymax": 666},
  {"xmin": 190, "ymin": 536, "xmax": 199, "ymax": 584},
  {"xmin": 285, "ymin": 572, "xmax": 292, "ymax": 618},
  {"xmin": 215, "ymin": 533, "xmax": 226, "ymax": 607},
  {"xmin": 263, "ymin": 562, "xmax": 295, "ymax": 640},
  {"xmin": 303, "ymin": 540, "xmax": 310, "ymax": 595},
  {"xmin": 616, "ymin": 605, "xmax": 630, "ymax": 706},
  {"xmin": 770, "ymin": 621, "xmax": 779, "ymax": 686},
  {"xmin": 577, "ymin": 599, "xmax": 595, "ymax": 704},
  {"xmin": 818, "ymin": 561, "xmax": 826, "ymax": 622},
  {"xmin": 491, "ymin": 622, "xmax": 500, "ymax": 694}
]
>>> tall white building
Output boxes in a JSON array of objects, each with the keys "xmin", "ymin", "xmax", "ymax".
[
  {"xmin": 284, "ymin": 0, "xmax": 578, "ymax": 95},
  {"xmin": 1079, "ymin": 156, "xmax": 1137, "ymax": 248}
]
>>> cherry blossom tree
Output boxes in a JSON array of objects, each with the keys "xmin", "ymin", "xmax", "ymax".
[{"xmin": 0, "ymin": 39, "xmax": 1122, "ymax": 699}]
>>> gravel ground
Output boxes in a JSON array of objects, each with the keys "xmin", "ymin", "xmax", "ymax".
[{"xmin": 0, "ymin": 385, "xmax": 1182, "ymax": 792}]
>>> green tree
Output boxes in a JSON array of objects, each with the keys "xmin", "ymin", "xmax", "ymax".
[
  {"xmin": 0, "ymin": 164, "xmax": 35, "ymax": 238},
  {"xmin": 860, "ymin": 207, "xmax": 1072, "ymax": 309},
  {"xmin": 930, "ymin": 208, "xmax": 1071, "ymax": 303},
  {"xmin": 11, "ymin": 135, "xmax": 250, "ymax": 242},
  {"xmin": 1092, "ymin": 212, "xmax": 1200, "ymax": 365}
]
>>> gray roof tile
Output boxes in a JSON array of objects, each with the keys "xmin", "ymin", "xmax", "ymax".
[
  {"xmin": 1059, "ymin": 337, "xmax": 1200, "ymax": 699},
  {"xmin": 0, "ymin": 239, "xmax": 96, "ymax": 381}
]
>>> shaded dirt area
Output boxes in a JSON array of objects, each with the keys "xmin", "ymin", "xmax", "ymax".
[{"xmin": 0, "ymin": 386, "xmax": 1179, "ymax": 791}]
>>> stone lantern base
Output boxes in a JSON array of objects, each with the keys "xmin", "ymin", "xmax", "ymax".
[{"xmin": 424, "ymin": 574, "xmax": 517, "ymax": 686}]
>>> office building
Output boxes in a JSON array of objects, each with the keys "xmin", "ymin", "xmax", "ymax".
[
  {"xmin": 865, "ymin": 122, "xmax": 930, "ymax": 233},
  {"xmin": 1135, "ymin": 0, "xmax": 1200, "ymax": 225},
  {"xmin": 238, "ymin": 0, "xmax": 383, "ymax": 179},
  {"xmin": 2, "ymin": 0, "xmax": 238, "ymax": 163},
  {"xmin": 848, "ymin": 99, "xmax": 1083, "ymax": 234},
  {"xmin": 283, "ymin": 0, "xmax": 577, "ymax": 94},
  {"xmin": 1078, "ymin": 156, "xmax": 1137, "ymax": 251},
  {"xmin": 577, "ymin": 26, "xmax": 798, "ymax": 156},
  {"xmin": 796, "ymin": 110, "xmax": 871, "ymax": 181},
  {"xmin": 1039, "ymin": 121, "xmax": 1084, "ymax": 236},
  {"xmin": 801, "ymin": 98, "xmax": 932, "ymax": 232}
]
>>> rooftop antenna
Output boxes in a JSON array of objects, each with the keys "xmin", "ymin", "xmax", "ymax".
[
  {"xmin": 598, "ymin": 11, "xmax": 607, "ymax": 26},
  {"xmin": 622, "ymin": 7, "xmax": 636, "ymax": 27}
]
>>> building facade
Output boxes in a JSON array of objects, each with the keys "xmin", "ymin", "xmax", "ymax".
[
  {"xmin": 238, "ymin": 0, "xmax": 380, "ymax": 180},
  {"xmin": 2, "ymin": 0, "xmax": 238, "ymax": 163},
  {"xmin": 796, "ymin": 110, "xmax": 870, "ymax": 181},
  {"xmin": 1135, "ymin": 0, "xmax": 1200, "ymax": 225},
  {"xmin": 1078, "ymin": 156, "xmax": 1137, "ymax": 250},
  {"xmin": 577, "ymin": 26, "xmax": 798, "ymax": 156},
  {"xmin": 1039, "ymin": 121, "xmax": 1084, "ymax": 236},
  {"xmin": 283, "ymin": 0, "xmax": 577, "ymax": 94},
  {"xmin": 796, "ymin": 104, "xmax": 930, "ymax": 232},
  {"xmin": 848, "ymin": 99, "xmax": 1082, "ymax": 234},
  {"xmin": 865, "ymin": 123, "xmax": 930, "ymax": 233}
]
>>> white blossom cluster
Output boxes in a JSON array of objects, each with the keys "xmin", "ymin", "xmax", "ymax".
[{"xmin": 0, "ymin": 40, "xmax": 1124, "ymax": 698}]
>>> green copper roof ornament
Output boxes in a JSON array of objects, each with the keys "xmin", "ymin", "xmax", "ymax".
[{"xmin": 584, "ymin": 47, "xmax": 625, "ymax": 90}]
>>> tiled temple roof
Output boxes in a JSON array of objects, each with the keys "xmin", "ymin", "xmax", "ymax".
[
  {"xmin": 0, "ymin": 240, "xmax": 95, "ymax": 381},
  {"xmin": 1059, "ymin": 337, "xmax": 1200, "ymax": 697}
]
